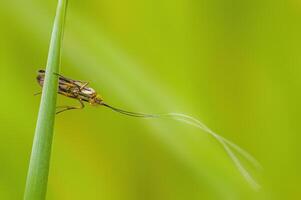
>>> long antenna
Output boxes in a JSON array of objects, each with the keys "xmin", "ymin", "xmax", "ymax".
[
  {"xmin": 99, "ymin": 103, "xmax": 261, "ymax": 189},
  {"xmin": 101, "ymin": 103, "xmax": 158, "ymax": 118}
]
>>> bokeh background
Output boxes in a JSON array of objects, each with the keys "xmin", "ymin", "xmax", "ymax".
[{"xmin": 0, "ymin": 0, "xmax": 300, "ymax": 199}]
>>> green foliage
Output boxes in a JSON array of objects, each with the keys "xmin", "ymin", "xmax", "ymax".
[
  {"xmin": 0, "ymin": 0, "xmax": 300, "ymax": 200},
  {"xmin": 23, "ymin": 0, "xmax": 68, "ymax": 199}
]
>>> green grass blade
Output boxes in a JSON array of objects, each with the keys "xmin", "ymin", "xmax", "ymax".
[{"xmin": 24, "ymin": 0, "xmax": 68, "ymax": 199}]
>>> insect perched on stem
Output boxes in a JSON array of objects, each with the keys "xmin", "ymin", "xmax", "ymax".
[
  {"xmin": 36, "ymin": 69, "xmax": 155, "ymax": 117},
  {"xmin": 36, "ymin": 69, "xmax": 262, "ymax": 189}
]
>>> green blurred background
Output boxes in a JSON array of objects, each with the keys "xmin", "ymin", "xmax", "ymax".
[{"xmin": 0, "ymin": 0, "xmax": 300, "ymax": 199}]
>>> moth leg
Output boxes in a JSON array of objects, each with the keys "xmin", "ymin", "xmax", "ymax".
[
  {"xmin": 56, "ymin": 99, "xmax": 85, "ymax": 115},
  {"xmin": 53, "ymin": 72, "xmax": 87, "ymax": 91},
  {"xmin": 53, "ymin": 72, "xmax": 76, "ymax": 85},
  {"xmin": 79, "ymin": 82, "xmax": 89, "ymax": 90},
  {"xmin": 53, "ymin": 72, "xmax": 68, "ymax": 79},
  {"xmin": 55, "ymin": 99, "xmax": 84, "ymax": 109},
  {"xmin": 34, "ymin": 92, "xmax": 42, "ymax": 96}
]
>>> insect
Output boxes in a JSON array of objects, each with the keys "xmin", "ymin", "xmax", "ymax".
[
  {"xmin": 36, "ymin": 69, "xmax": 261, "ymax": 189},
  {"xmin": 36, "ymin": 69, "xmax": 155, "ymax": 117}
]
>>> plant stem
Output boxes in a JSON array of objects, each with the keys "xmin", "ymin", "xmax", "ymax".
[{"xmin": 24, "ymin": 0, "xmax": 68, "ymax": 199}]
